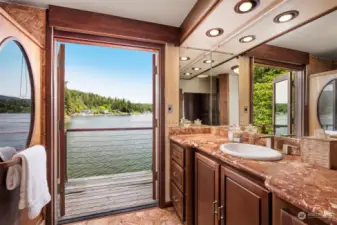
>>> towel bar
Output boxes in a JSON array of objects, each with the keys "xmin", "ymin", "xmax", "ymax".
[{"xmin": 0, "ymin": 158, "xmax": 21, "ymax": 186}]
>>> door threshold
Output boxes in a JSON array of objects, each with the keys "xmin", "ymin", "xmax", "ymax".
[{"xmin": 57, "ymin": 202, "xmax": 159, "ymax": 225}]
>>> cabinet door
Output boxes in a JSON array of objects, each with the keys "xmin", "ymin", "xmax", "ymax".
[
  {"xmin": 195, "ymin": 153, "xmax": 220, "ymax": 225},
  {"xmin": 220, "ymin": 167, "xmax": 271, "ymax": 225}
]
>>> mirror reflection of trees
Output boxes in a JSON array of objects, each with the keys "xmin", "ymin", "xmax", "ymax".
[{"xmin": 0, "ymin": 40, "xmax": 32, "ymax": 149}]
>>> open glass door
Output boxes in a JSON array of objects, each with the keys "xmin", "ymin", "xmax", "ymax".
[
  {"xmin": 152, "ymin": 53, "xmax": 158, "ymax": 200},
  {"xmin": 273, "ymin": 73, "xmax": 293, "ymax": 136},
  {"xmin": 57, "ymin": 43, "xmax": 66, "ymax": 217}
]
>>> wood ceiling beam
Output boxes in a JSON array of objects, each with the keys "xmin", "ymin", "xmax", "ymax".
[
  {"xmin": 48, "ymin": 5, "xmax": 180, "ymax": 45},
  {"xmin": 245, "ymin": 44, "xmax": 310, "ymax": 66},
  {"xmin": 180, "ymin": 0, "xmax": 222, "ymax": 44}
]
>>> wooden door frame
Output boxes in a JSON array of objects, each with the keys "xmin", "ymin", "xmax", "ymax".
[{"xmin": 45, "ymin": 28, "xmax": 167, "ymax": 225}]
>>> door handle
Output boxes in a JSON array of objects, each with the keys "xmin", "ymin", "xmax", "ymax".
[
  {"xmin": 213, "ymin": 201, "xmax": 218, "ymax": 214},
  {"xmin": 218, "ymin": 206, "xmax": 224, "ymax": 221}
]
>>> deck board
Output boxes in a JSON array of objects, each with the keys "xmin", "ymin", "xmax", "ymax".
[{"xmin": 60, "ymin": 171, "xmax": 156, "ymax": 219}]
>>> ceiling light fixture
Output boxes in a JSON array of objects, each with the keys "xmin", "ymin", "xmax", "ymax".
[
  {"xmin": 239, "ymin": 35, "xmax": 256, "ymax": 43},
  {"xmin": 274, "ymin": 10, "xmax": 299, "ymax": 23},
  {"xmin": 234, "ymin": 0, "xmax": 260, "ymax": 14},
  {"xmin": 198, "ymin": 74, "xmax": 209, "ymax": 78},
  {"xmin": 206, "ymin": 28, "xmax": 224, "ymax": 37},
  {"xmin": 184, "ymin": 72, "xmax": 192, "ymax": 76},
  {"xmin": 192, "ymin": 67, "xmax": 202, "ymax": 71},
  {"xmin": 231, "ymin": 65, "xmax": 239, "ymax": 74},
  {"xmin": 203, "ymin": 59, "xmax": 214, "ymax": 64},
  {"xmin": 180, "ymin": 56, "xmax": 190, "ymax": 61}
]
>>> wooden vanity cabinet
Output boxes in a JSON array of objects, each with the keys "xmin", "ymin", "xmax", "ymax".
[
  {"xmin": 170, "ymin": 141, "xmax": 194, "ymax": 225},
  {"xmin": 195, "ymin": 153, "xmax": 220, "ymax": 225},
  {"xmin": 220, "ymin": 167, "xmax": 271, "ymax": 225}
]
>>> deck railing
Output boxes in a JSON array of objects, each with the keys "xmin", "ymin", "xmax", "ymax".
[{"xmin": 65, "ymin": 127, "xmax": 153, "ymax": 179}]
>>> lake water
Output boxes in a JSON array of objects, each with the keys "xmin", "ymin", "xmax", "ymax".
[
  {"xmin": 0, "ymin": 113, "xmax": 31, "ymax": 150},
  {"xmin": 66, "ymin": 114, "xmax": 153, "ymax": 178}
]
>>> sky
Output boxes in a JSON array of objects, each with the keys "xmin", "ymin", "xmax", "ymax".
[
  {"xmin": 61, "ymin": 43, "xmax": 153, "ymax": 103},
  {"xmin": 0, "ymin": 41, "xmax": 31, "ymax": 99}
]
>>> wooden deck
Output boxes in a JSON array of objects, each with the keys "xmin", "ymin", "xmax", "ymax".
[{"xmin": 60, "ymin": 171, "xmax": 156, "ymax": 219}]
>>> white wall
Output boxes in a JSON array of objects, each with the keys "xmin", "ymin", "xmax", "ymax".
[
  {"xmin": 179, "ymin": 77, "xmax": 216, "ymax": 94},
  {"xmin": 229, "ymin": 74, "xmax": 239, "ymax": 125}
]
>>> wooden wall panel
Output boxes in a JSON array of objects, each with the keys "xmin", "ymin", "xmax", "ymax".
[
  {"xmin": 239, "ymin": 56, "xmax": 252, "ymax": 126},
  {"xmin": 0, "ymin": 2, "xmax": 46, "ymax": 48},
  {"xmin": 308, "ymin": 69, "xmax": 337, "ymax": 135},
  {"xmin": 219, "ymin": 74, "xmax": 229, "ymax": 125},
  {"xmin": 0, "ymin": 5, "xmax": 46, "ymax": 225},
  {"xmin": 49, "ymin": 5, "xmax": 180, "ymax": 45},
  {"xmin": 307, "ymin": 56, "xmax": 337, "ymax": 76}
]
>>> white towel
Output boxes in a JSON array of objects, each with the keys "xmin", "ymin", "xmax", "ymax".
[
  {"xmin": 0, "ymin": 146, "xmax": 16, "ymax": 161},
  {"xmin": 13, "ymin": 145, "xmax": 51, "ymax": 219},
  {"xmin": 6, "ymin": 164, "xmax": 22, "ymax": 190}
]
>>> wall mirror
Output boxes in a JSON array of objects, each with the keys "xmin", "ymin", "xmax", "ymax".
[
  {"xmin": 0, "ymin": 40, "xmax": 34, "ymax": 150},
  {"xmin": 317, "ymin": 79, "xmax": 337, "ymax": 132}
]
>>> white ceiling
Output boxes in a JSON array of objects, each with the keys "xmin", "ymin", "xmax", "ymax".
[
  {"xmin": 10, "ymin": 0, "xmax": 197, "ymax": 27},
  {"xmin": 269, "ymin": 10, "xmax": 337, "ymax": 60},
  {"xmin": 180, "ymin": 0, "xmax": 337, "ymax": 79}
]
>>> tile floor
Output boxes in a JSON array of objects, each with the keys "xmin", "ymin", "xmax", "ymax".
[{"xmin": 67, "ymin": 207, "xmax": 183, "ymax": 225}]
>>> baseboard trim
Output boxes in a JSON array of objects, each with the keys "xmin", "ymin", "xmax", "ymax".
[
  {"xmin": 163, "ymin": 201, "xmax": 173, "ymax": 208},
  {"xmin": 57, "ymin": 202, "xmax": 158, "ymax": 225}
]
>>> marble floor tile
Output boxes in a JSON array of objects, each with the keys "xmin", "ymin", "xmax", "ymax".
[{"xmin": 67, "ymin": 207, "xmax": 183, "ymax": 225}]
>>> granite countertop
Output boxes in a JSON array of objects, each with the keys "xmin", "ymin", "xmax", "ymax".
[{"xmin": 170, "ymin": 133, "xmax": 337, "ymax": 224}]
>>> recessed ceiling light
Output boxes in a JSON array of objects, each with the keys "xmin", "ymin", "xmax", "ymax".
[
  {"xmin": 203, "ymin": 59, "xmax": 214, "ymax": 64},
  {"xmin": 180, "ymin": 56, "xmax": 190, "ymax": 61},
  {"xmin": 239, "ymin": 35, "xmax": 256, "ymax": 43},
  {"xmin": 274, "ymin": 10, "xmax": 299, "ymax": 23},
  {"xmin": 206, "ymin": 28, "xmax": 224, "ymax": 37},
  {"xmin": 198, "ymin": 74, "xmax": 209, "ymax": 78},
  {"xmin": 234, "ymin": 0, "xmax": 260, "ymax": 14},
  {"xmin": 192, "ymin": 67, "xmax": 202, "ymax": 71},
  {"xmin": 231, "ymin": 65, "xmax": 239, "ymax": 74},
  {"xmin": 184, "ymin": 72, "xmax": 192, "ymax": 76}
]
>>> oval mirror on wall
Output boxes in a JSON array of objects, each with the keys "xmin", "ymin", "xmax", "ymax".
[
  {"xmin": 0, "ymin": 40, "xmax": 34, "ymax": 150},
  {"xmin": 317, "ymin": 79, "xmax": 337, "ymax": 132}
]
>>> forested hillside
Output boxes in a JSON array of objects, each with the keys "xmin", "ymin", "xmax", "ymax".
[
  {"xmin": 0, "ymin": 95, "xmax": 31, "ymax": 113},
  {"xmin": 65, "ymin": 88, "xmax": 152, "ymax": 116}
]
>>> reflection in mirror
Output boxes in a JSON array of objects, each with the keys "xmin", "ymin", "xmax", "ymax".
[
  {"xmin": 179, "ymin": 46, "xmax": 239, "ymax": 126},
  {"xmin": 318, "ymin": 79, "xmax": 337, "ymax": 131},
  {"xmin": 0, "ymin": 40, "xmax": 33, "ymax": 150},
  {"xmin": 274, "ymin": 80, "xmax": 289, "ymax": 135}
]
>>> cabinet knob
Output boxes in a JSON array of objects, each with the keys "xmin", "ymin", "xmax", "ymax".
[
  {"xmin": 173, "ymin": 172, "xmax": 177, "ymax": 177},
  {"xmin": 173, "ymin": 196, "xmax": 178, "ymax": 202}
]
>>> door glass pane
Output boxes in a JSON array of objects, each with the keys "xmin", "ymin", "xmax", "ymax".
[{"xmin": 275, "ymin": 80, "xmax": 288, "ymax": 135}]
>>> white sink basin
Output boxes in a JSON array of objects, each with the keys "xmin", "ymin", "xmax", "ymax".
[{"xmin": 220, "ymin": 143, "xmax": 283, "ymax": 161}]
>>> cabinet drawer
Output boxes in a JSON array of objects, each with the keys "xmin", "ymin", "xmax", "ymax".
[
  {"xmin": 171, "ymin": 143, "xmax": 185, "ymax": 167},
  {"xmin": 171, "ymin": 160, "xmax": 184, "ymax": 192},
  {"xmin": 281, "ymin": 209, "xmax": 307, "ymax": 225},
  {"xmin": 171, "ymin": 181, "xmax": 184, "ymax": 221}
]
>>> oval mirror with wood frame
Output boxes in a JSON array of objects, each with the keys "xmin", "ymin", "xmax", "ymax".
[
  {"xmin": 317, "ymin": 79, "xmax": 337, "ymax": 133},
  {"xmin": 0, "ymin": 39, "xmax": 34, "ymax": 151}
]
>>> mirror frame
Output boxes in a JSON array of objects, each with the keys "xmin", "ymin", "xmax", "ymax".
[
  {"xmin": 0, "ymin": 37, "xmax": 35, "ymax": 148},
  {"xmin": 316, "ymin": 78, "xmax": 337, "ymax": 132}
]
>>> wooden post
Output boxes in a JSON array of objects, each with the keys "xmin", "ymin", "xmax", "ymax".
[{"xmin": 218, "ymin": 74, "xmax": 229, "ymax": 125}]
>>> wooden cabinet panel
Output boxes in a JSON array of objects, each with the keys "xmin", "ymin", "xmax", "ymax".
[
  {"xmin": 221, "ymin": 166, "xmax": 271, "ymax": 225},
  {"xmin": 171, "ymin": 182, "xmax": 184, "ymax": 221},
  {"xmin": 226, "ymin": 177, "xmax": 260, "ymax": 225},
  {"xmin": 195, "ymin": 153, "xmax": 220, "ymax": 225},
  {"xmin": 171, "ymin": 143, "xmax": 185, "ymax": 167},
  {"xmin": 171, "ymin": 160, "xmax": 184, "ymax": 192}
]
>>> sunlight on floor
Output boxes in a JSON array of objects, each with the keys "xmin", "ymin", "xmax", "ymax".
[{"xmin": 66, "ymin": 207, "xmax": 183, "ymax": 225}]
